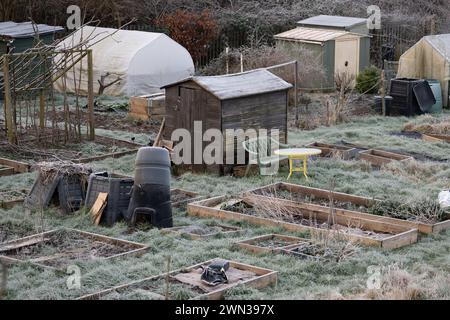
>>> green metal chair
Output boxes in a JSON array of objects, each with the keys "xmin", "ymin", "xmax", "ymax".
[{"xmin": 242, "ymin": 136, "xmax": 290, "ymax": 176}]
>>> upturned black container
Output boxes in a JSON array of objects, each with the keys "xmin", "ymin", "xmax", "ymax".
[{"xmin": 127, "ymin": 147, "xmax": 173, "ymax": 228}]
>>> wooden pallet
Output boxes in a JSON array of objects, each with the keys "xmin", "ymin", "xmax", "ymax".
[
  {"xmin": 187, "ymin": 195, "xmax": 418, "ymax": 249},
  {"xmin": 0, "ymin": 228, "xmax": 149, "ymax": 271},
  {"xmin": 359, "ymin": 149, "xmax": 413, "ymax": 166},
  {"xmin": 162, "ymin": 224, "xmax": 242, "ymax": 240},
  {"xmin": 77, "ymin": 258, "xmax": 277, "ymax": 300},
  {"xmin": 305, "ymin": 142, "xmax": 358, "ymax": 160},
  {"xmin": 235, "ymin": 234, "xmax": 310, "ymax": 254},
  {"xmin": 248, "ymin": 182, "xmax": 450, "ymax": 235}
]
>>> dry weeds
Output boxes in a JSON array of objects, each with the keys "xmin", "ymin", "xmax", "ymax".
[{"xmin": 403, "ymin": 115, "xmax": 450, "ymax": 135}]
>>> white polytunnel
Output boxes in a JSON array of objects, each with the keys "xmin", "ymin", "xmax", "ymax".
[{"xmin": 53, "ymin": 26, "xmax": 195, "ymax": 96}]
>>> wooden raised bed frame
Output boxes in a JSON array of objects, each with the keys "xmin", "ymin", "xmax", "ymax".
[
  {"xmin": 359, "ymin": 149, "xmax": 413, "ymax": 166},
  {"xmin": 248, "ymin": 182, "xmax": 449, "ymax": 235},
  {"xmin": 0, "ymin": 135, "xmax": 143, "ymax": 171},
  {"xmin": 0, "ymin": 228, "xmax": 149, "ymax": 271},
  {"xmin": 77, "ymin": 258, "xmax": 277, "ymax": 300},
  {"xmin": 305, "ymin": 142, "xmax": 358, "ymax": 160},
  {"xmin": 162, "ymin": 224, "xmax": 242, "ymax": 240},
  {"xmin": 188, "ymin": 194, "xmax": 418, "ymax": 249},
  {"xmin": 171, "ymin": 188, "xmax": 203, "ymax": 208},
  {"xmin": 0, "ymin": 158, "xmax": 31, "ymax": 177},
  {"xmin": 236, "ymin": 234, "xmax": 310, "ymax": 254},
  {"xmin": 422, "ymin": 133, "xmax": 450, "ymax": 143},
  {"xmin": 0, "ymin": 190, "xmax": 28, "ymax": 210}
]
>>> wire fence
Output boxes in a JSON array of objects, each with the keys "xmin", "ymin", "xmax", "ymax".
[
  {"xmin": 370, "ymin": 19, "xmax": 435, "ymax": 68},
  {"xmin": 124, "ymin": 18, "xmax": 436, "ymax": 70}
]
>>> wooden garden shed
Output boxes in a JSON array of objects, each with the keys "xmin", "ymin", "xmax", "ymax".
[
  {"xmin": 162, "ymin": 69, "xmax": 292, "ymax": 174},
  {"xmin": 275, "ymin": 26, "xmax": 370, "ymax": 90}
]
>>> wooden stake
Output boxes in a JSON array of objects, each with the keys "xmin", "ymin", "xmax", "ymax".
[
  {"xmin": 87, "ymin": 49, "xmax": 95, "ymax": 140},
  {"xmin": 294, "ymin": 60, "xmax": 298, "ymax": 113},
  {"xmin": 430, "ymin": 15, "xmax": 436, "ymax": 35},
  {"xmin": 380, "ymin": 69, "xmax": 386, "ymax": 116},
  {"xmin": 225, "ymin": 47, "xmax": 229, "ymax": 74},
  {"xmin": 153, "ymin": 117, "xmax": 165, "ymax": 147},
  {"xmin": 165, "ymin": 255, "xmax": 171, "ymax": 300},
  {"xmin": 2, "ymin": 55, "xmax": 16, "ymax": 144},
  {"xmin": 39, "ymin": 89, "xmax": 45, "ymax": 131},
  {"xmin": 0, "ymin": 261, "xmax": 6, "ymax": 298}
]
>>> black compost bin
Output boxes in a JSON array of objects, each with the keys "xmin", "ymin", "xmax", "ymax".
[
  {"xmin": 85, "ymin": 172, "xmax": 134, "ymax": 226},
  {"xmin": 389, "ymin": 78, "xmax": 424, "ymax": 116},
  {"xmin": 127, "ymin": 147, "xmax": 172, "ymax": 228}
]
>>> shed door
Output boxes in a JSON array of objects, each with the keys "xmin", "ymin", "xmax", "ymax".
[
  {"xmin": 178, "ymin": 86, "xmax": 208, "ymax": 165},
  {"xmin": 178, "ymin": 86, "xmax": 207, "ymax": 130},
  {"xmin": 335, "ymin": 38, "xmax": 359, "ymax": 79}
]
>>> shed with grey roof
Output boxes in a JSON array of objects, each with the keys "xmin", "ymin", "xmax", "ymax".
[
  {"xmin": 162, "ymin": 69, "xmax": 292, "ymax": 174},
  {"xmin": 0, "ymin": 21, "xmax": 64, "ymax": 55}
]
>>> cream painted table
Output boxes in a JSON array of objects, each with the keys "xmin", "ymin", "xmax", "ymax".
[{"xmin": 274, "ymin": 148, "xmax": 322, "ymax": 180}]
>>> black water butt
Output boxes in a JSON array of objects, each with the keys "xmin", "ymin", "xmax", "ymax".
[{"xmin": 127, "ymin": 147, "xmax": 173, "ymax": 228}]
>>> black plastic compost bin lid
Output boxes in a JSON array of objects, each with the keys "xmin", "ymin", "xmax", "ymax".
[{"xmin": 413, "ymin": 81, "xmax": 436, "ymax": 113}]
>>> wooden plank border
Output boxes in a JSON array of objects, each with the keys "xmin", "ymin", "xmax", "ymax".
[
  {"xmin": 171, "ymin": 188, "xmax": 204, "ymax": 208},
  {"xmin": 187, "ymin": 196, "xmax": 418, "ymax": 249},
  {"xmin": 77, "ymin": 258, "xmax": 278, "ymax": 300},
  {"xmin": 162, "ymin": 224, "xmax": 242, "ymax": 240},
  {"xmin": 0, "ymin": 158, "xmax": 31, "ymax": 174},
  {"xmin": 305, "ymin": 142, "xmax": 358, "ymax": 160},
  {"xmin": 422, "ymin": 133, "xmax": 450, "ymax": 143},
  {"xmin": 235, "ymin": 234, "xmax": 310, "ymax": 254},
  {"xmin": 0, "ymin": 167, "xmax": 14, "ymax": 177},
  {"xmin": 0, "ymin": 228, "xmax": 149, "ymax": 271}
]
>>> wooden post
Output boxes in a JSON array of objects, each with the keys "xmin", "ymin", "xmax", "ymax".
[
  {"xmin": 294, "ymin": 60, "xmax": 298, "ymax": 113},
  {"xmin": 380, "ymin": 69, "xmax": 386, "ymax": 116},
  {"xmin": 225, "ymin": 47, "xmax": 229, "ymax": 74},
  {"xmin": 2, "ymin": 55, "xmax": 16, "ymax": 144},
  {"xmin": 39, "ymin": 89, "xmax": 45, "ymax": 131},
  {"xmin": 240, "ymin": 53, "xmax": 244, "ymax": 73},
  {"xmin": 87, "ymin": 49, "xmax": 95, "ymax": 141},
  {"xmin": 430, "ymin": 15, "xmax": 436, "ymax": 35}
]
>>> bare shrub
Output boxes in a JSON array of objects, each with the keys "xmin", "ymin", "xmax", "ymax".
[
  {"xmin": 198, "ymin": 45, "xmax": 325, "ymax": 87},
  {"xmin": 243, "ymin": 184, "xmax": 358, "ymax": 262},
  {"xmin": 381, "ymin": 159, "xmax": 447, "ymax": 182},
  {"xmin": 365, "ymin": 264, "xmax": 425, "ymax": 300},
  {"xmin": 368, "ymin": 197, "xmax": 447, "ymax": 224},
  {"xmin": 325, "ymin": 72, "xmax": 355, "ymax": 126}
]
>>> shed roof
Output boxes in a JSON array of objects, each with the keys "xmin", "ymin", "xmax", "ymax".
[
  {"xmin": 297, "ymin": 15, "xmax": 368, "ymax": 29},
  {"xmin": 0, "ymin": 21, "xmax": 64, "ymax": 39},
  {"xmin": 424, "ymin": 34, "xmax": 450, "ymax": 62},
  {"xmin": 274, "ymin": 27, "xmax": 354, "ymax": 43},
  {"xmin": 163, "ymin": 69, "xmax": 292, "ymax": 100}
]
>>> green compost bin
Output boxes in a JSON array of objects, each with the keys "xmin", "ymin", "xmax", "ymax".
[{"xmin": 426, "ymin": 79, "xmax": 443, "ymax": 113}]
